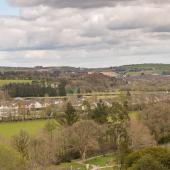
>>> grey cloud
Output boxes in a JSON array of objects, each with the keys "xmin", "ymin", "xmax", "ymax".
[
  {"xmin": 8, "ymin": 0, "xmax": 136, "ymax": 8},
  {"xmin": 152, "ymin": 25, "xmax": 170, "ymax": 33},
  {"xmin": 2, "ymin": 0, "xmax": 170, "ymax": 67},
  {"xmin": 1, "ymin": 49, "xmax": 170, "ymax": 68},
  {"xmin": 8, "ymin": 0, "xmax": 170, "ymax": 8},
  {"xmin": 107, "ymin": 5, "xmax": 170, "ymax": 33}
]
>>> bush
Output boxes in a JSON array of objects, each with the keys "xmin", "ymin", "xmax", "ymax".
[
  {"xmin": 129, "ymin": 155, "xmax": 168, "ymax": 170},
  {"xmin": 125, "ymin": 147, "xmax": 170, "ymax": 169}
]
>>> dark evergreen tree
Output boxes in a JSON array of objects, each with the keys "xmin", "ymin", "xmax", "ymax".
[
  {"xmin": 4, "ymin": 83, "xmax": 58, "ymax": 97},
  {"xmin": 64, "ymin": 102, "xmax": 78, "ymax": 126},
  {"xmin": 91, "ymin": 100, "xmax": 109, "ymax": 124},
  {"xmin": 58, "ymin": 80, "xmax": 66, "ymax": 96}
]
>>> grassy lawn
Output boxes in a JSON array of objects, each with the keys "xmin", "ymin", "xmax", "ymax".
[
  {"xmin": 0, "ymin": 79, "xmax": 32, "ymax": 87},
  {"xmin": 56, "ymin": 162, "xmax": 86, "ymax": 170},
  {"xmin": 0, "ymin": 120, "xmax": 47, "ymax": 139},
  {"xmin": 85, "ymin": 154, "xmax": 115, "ymax": 167},
  {"xmin": 55, "ymin": 154, "xmax": 116, "ymax": 170}
]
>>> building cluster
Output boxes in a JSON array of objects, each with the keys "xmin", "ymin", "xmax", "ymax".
[
  {"xmin": 0, "ymin": 98, "xmax": 64, "ymax": 121},
  {"xmin": 0, "ymin": 96, "xmax": 114, "ymax": 122}
]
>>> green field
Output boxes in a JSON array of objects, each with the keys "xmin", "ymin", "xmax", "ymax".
[
  {"xmin": 0, "ymin": 80, "xmax": 32, "ymax": 87},
  {"xmin": 0, "ymin": 120, "xmax": 47, "ymax": 139},
  {"xmin": 85, "ymin": 154, "xmax": 115, "ymax": 167},
  {"xmin": 56, "ymin": 154, "xmax": 115, "ymax": 170},
  {"xmin": 56, "ymin": 162, "xmax": 86, "ymax": 170}
]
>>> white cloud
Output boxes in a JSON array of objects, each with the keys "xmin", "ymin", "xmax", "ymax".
[{"xmin": 0, "ymin": 0, "xmax": 170, "ymax": 67}]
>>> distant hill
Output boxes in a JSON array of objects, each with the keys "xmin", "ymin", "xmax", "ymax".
[
  {"xmin": 0, "ymin": 64, "xmax": 170, "ymax": 96},
  {"xmin": 0, "ymin": 63, "xmax": 170, "ymax": 75},
  {"xmin": 113, "ymin": 64, "xmax": 170, "ymax": 76}
]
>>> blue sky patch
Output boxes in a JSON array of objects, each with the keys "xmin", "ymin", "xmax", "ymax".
[{"xmin": 0, "ymin": 0, "xmax": 19, "ymax": 16}]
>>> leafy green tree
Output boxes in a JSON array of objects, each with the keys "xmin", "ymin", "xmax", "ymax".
[
  {"xmin": 107, "ymin": 102, "xmax": 130, "ymax": 169},
  {"xmin": 63, "ymin": 102, "xmax": 78, "ymax": 126},
  {"xmin": 44, "ymin": 119, "xmax": 58, "ymax": 141},
  {"xmin": 0, "ymin": 144, "xmax": 26, "ymax": 170}
]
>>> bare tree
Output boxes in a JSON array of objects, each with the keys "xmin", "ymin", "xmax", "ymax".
[
  {"xmin": 11, "ymin": 130, "xmax": 30, "ymax": 159},
  {"xmin": 70, "ymin": 120, "xmax": 101, "ymax": 162},
  {"xmin": 129, "ymin": 116, "xmax": 156, "ymax": 150},
  {"xmin": 28, "ymin": 132, "xmax": 58, "ymax": 170},
  {"xmin": 142, "ymin": 102, "xmax": 170, "ymax": 144}
]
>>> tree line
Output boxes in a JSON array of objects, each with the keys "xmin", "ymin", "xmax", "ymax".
[{"xmin": 4, "ymin": 81, "xmax": 66, "ymax": 97}]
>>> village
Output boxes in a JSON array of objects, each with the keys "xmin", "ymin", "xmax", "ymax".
[
  {"xmin": 0, "ymin": 95, "xmax": 101, "ymax": 121},
  {"xmin": 0, "ymin": 90, "xmax": 170, "ymax": 123}
]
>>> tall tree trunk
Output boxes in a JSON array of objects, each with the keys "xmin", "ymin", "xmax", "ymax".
[{"xmin": 80, "ymin": 148, "xmax": 86, "ymax": 163}]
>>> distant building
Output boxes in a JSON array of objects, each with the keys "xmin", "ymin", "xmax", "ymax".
[{"xmin": 34, "ymin": 102, "xmax": 43, "ymax": 109}]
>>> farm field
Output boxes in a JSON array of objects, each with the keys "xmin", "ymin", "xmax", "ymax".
[
  {"xmin": 0, "ymin": 79, "xmax": 32, "ymax": 87},
  {"xmin": 0, "ymin": 120, "xmax": 47, "ymax": 139}
]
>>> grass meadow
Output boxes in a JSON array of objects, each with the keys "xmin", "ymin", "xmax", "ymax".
[
  {"xmin": 0, "ymin": 79, "xmax": 32, "ymax": 87},
  {"xmin": 56, "ymin": 154, "xmax": 115, "ymax": 170},
  {"xmin": 0, "ymin": 120, "xmax": 47, "ymax": 139}
]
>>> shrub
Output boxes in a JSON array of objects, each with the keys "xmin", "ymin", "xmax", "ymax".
[
  {"xmin": 129, "ymin": 155, "xmax": 168, "ymax": 170},
  {"xmin": 125, "ymin": 147, "xmax": 170, "ymax": 169}
]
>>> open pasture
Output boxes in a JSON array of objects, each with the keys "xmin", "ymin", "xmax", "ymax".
[
  {"xmin": 0, "ymin": 79, "xmax": 32, "ymax": 87},
  {"xmin": 0, "ymin": 120, "xmax": 47, "ymax": 139}
]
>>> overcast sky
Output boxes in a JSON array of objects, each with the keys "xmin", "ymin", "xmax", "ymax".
[{"xmin": 0, "ymin": 0, "xmax": 170, "ymax": 67}]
